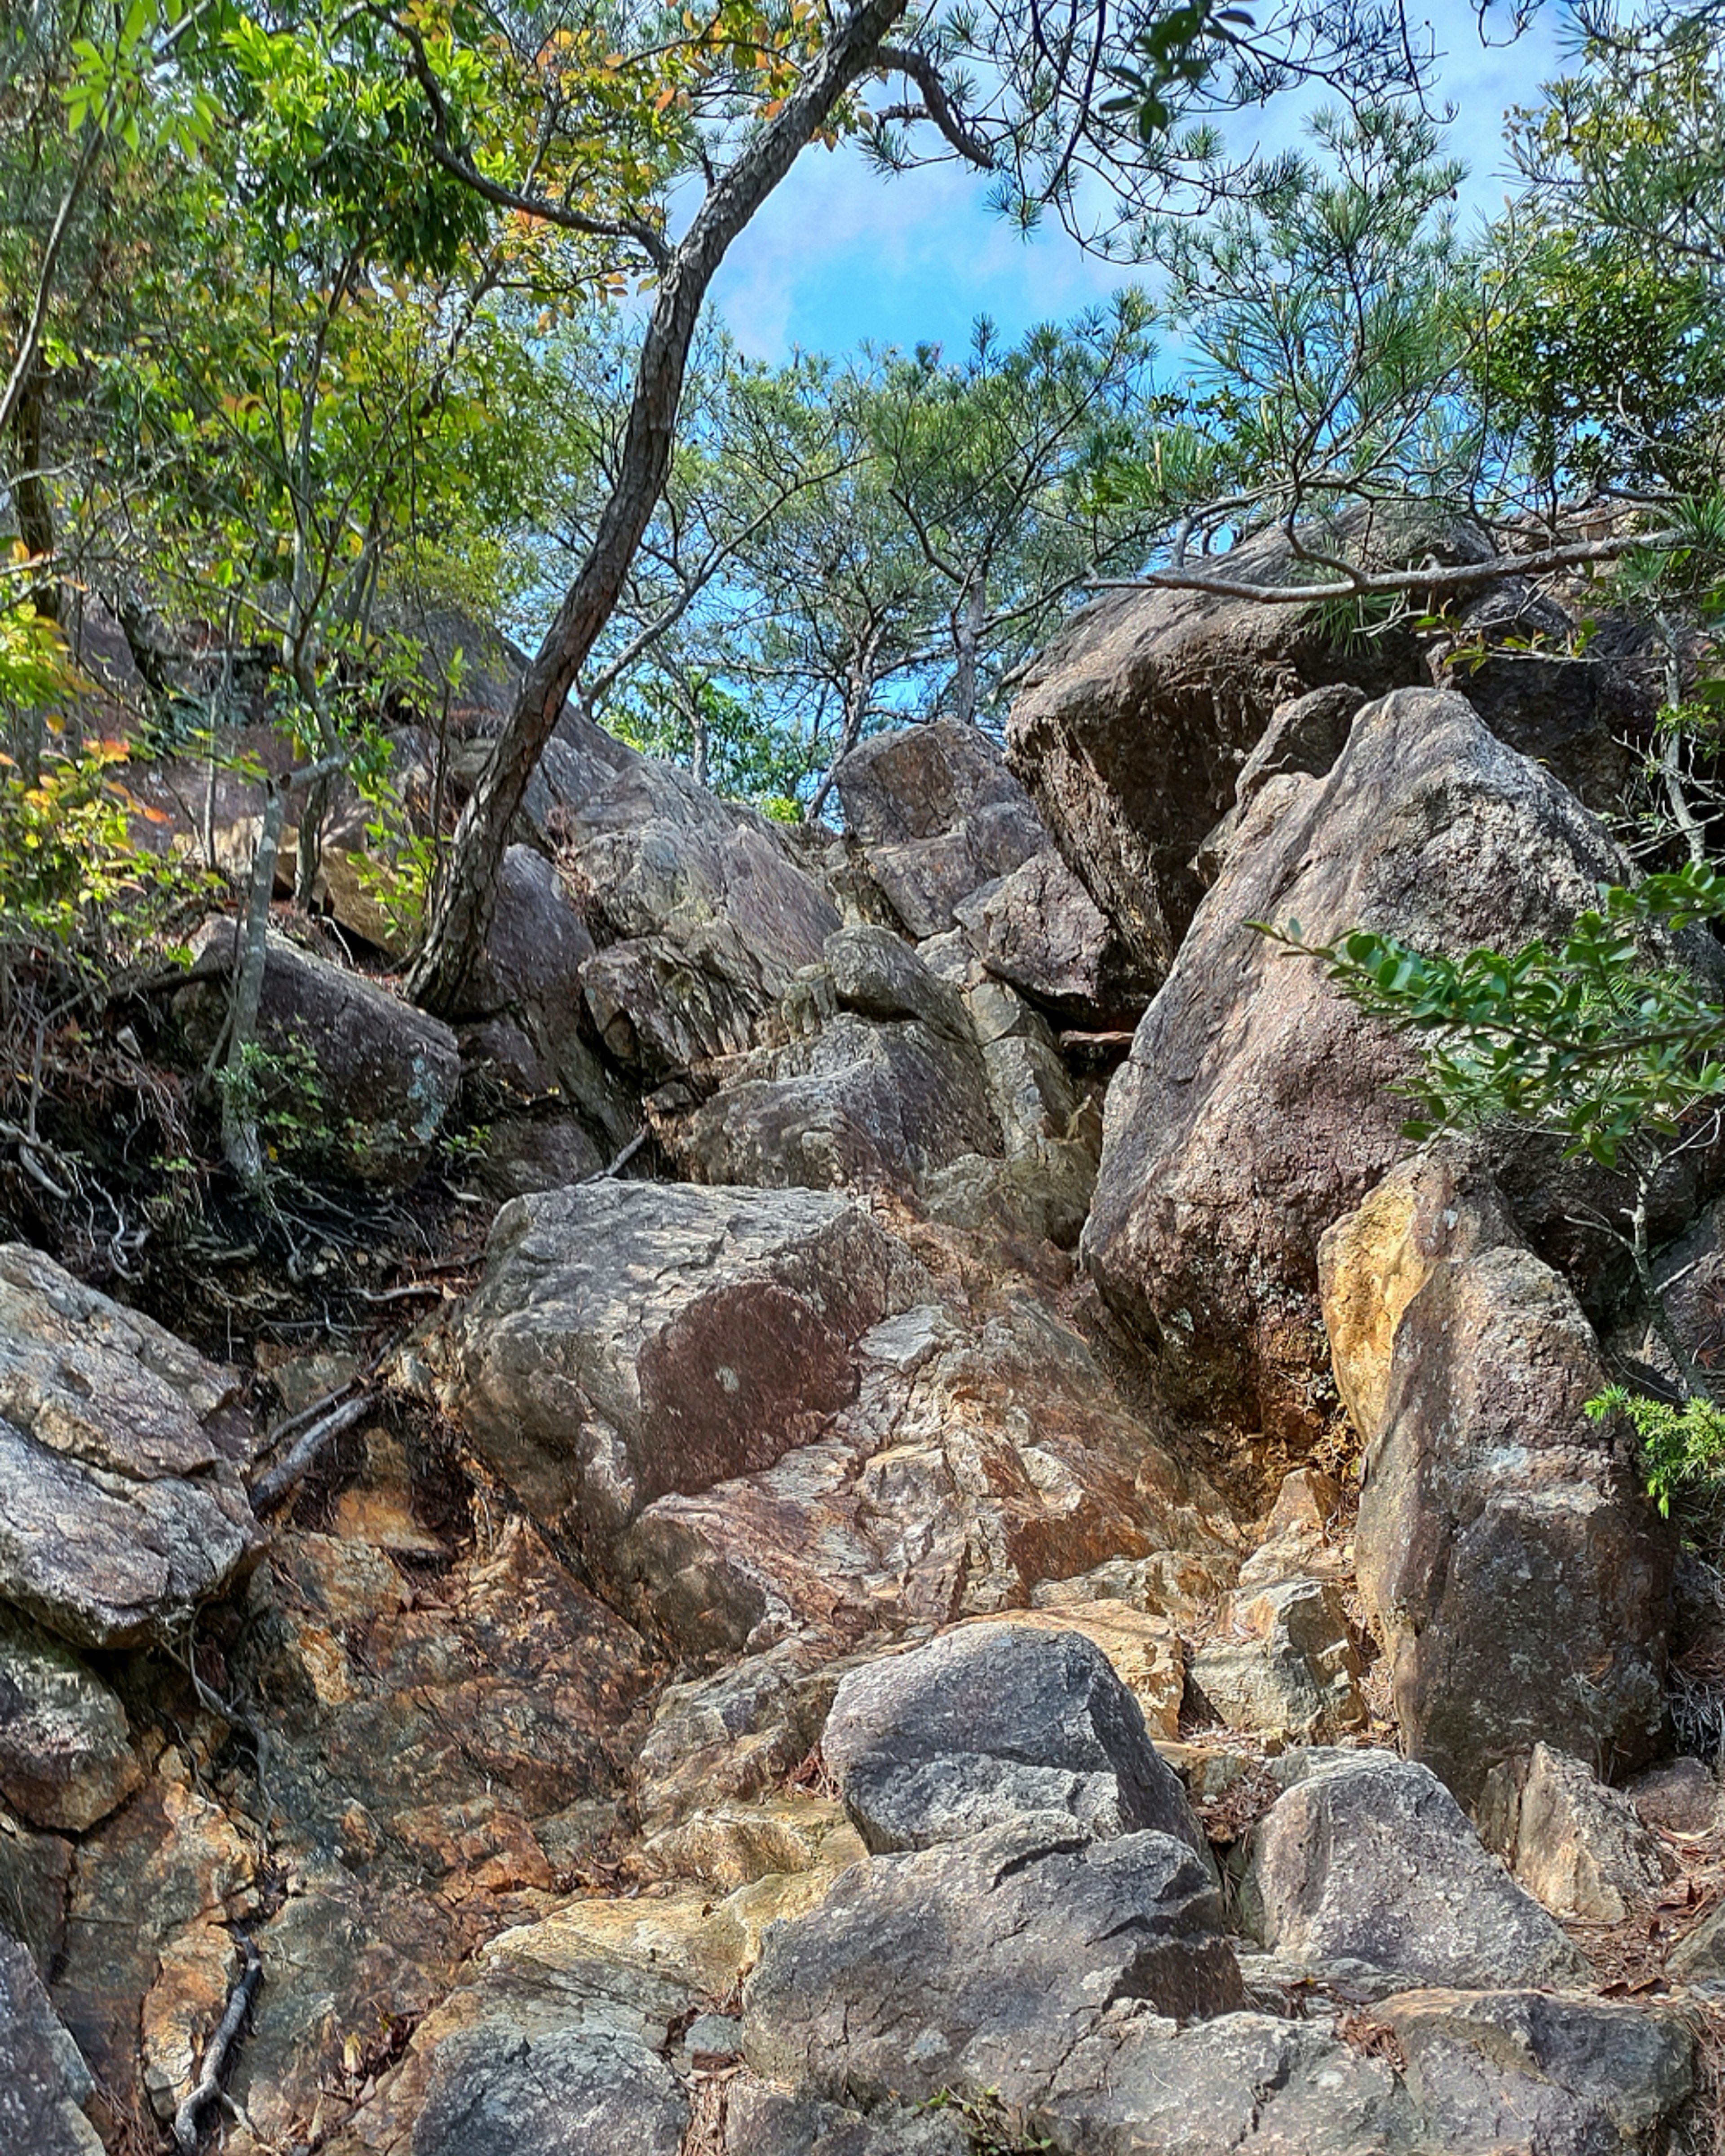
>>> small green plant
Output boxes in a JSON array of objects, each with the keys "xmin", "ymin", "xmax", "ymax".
[
  {"xmin": 923, "ymin": 2088, "xmax": 1054, "ymax": 2153},
  {"xmin": 1586, "ymin": 1384, "xmax": 1725, "ymax": 1522},
  {"xmin": 211, "ymin": 1035, "xmax": 330, "ymax": 1169}
]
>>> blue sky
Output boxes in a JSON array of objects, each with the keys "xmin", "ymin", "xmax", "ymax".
[{"xmin": 709, "ymin": 2, "xmax": 1568, "ymax": 364}]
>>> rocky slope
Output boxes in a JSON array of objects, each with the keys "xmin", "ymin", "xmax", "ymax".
[{"xmin": 5, "ymin": 570, "xmax": 1725, "ymax": 2156}]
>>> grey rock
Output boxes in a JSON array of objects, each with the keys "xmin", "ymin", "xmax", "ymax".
[
  {"xmin": 451, "ymin": 1181, "xmax": 929, "ymax": 1542},
  {"xmin": 836, "ymin": 721, "xmax": 1048, "ymax": 938},
  {"xmin": 954, "ymin": 846, "xmax": 1150, "ymax": 1025},
  {"xmin": 0, "ymin": 1935, "xmax": 102, "ymax": 2156},
  {"xmin": 0, "ymin": 1610, "xmax": 142, "ymax": 1831},
  {"xmin": 1241, "ymin": 1750, "xmax": 1586, "ymax": 1988},
  {"xmin": 1628, "ymin": 1756, "xmax": 1722, "ymax": 1838},
  {"xmin": 823, "ymin": 1623, "xmax": 1208, "ymax": 1859},
  {"xmin": 1670, "ymin": 1897, "xmax": 1725, "ymax": 1980},
  {"xmin": 725, "ymin": 2077, "xmax": 971, "ymax": 2156},
  {"xmin": 411, "ymin": 2021, "xmax": 687, "ymax": 2156},
  {"xmin": 743, "ymin": 1814, "xmax": 1243, "ymax": 2108},
  {"xmin": 1186, "ymin": 1576, "xmax": 1366, "ymax": 1743},
  {"xmin": 0, "ymin": 1802, "xmax": 72, "ymax": 1968},
  {"xmin": 0, "ymin": 1244, "xmax": 257, "ymax": 1649},
  {"xmin": 1376, "ymin": 1987, "xmax": 1693, "ymax": 2156},
  {"xmin": 821, "ymin": 923, "xmax": 971, "ymax": 1040},
  {"xmin": 179, "ymin": 919, "xmax": 461, "ymax": 1182}
]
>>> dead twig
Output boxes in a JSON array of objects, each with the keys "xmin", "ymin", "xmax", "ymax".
[
  {"xmin": 172, "ymin": 1928, "xmax": 263, "ymax": 2155},
  {"xmin": 249, "ymin": 1392, "xmax": 375, "ymax": 1513}
]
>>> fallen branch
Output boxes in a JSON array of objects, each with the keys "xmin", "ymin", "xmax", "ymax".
[
  {"xmin": 172, "ymin": 1929, "xmax": 263, "ymax": 2156},
  {"xmin": 583, "ymin": 1127, "xmax": 649, "ymax": 1181},
  {"xmin": 248, "ymin": 1392, "xmax": 375, "ymax": 1513}
]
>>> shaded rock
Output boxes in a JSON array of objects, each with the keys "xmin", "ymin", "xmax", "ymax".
[
  {"xmin": 1081, "ymin": 687, "xmax": 1695, "ymax": 1441},
  {"xmin": 1187, "ymin": 1576, "xmax": 1365, "ymax": 1743},
  {"xmin": 835, "ymin": 721, "xmax": 1048, "ymax": 938},
  {"xmin": 1629, "ymin": 1756, "xmax": 1723, "ymax": 1838},
  {"xmin": 0, "ymin": 1610, "xmax": 142, "ymax": 1831},
  {"xmin": 0, "ymin": 1243, "xmax": 257, "ymax": 1649},
  {"xmin": 1669, "ymin": 1897, "xmax": 1725, "ymax": 1980},
  {"xmin": 954, "ymin": 846, "xmax": 1150, "ymax": 1024},
  {"xmin": 743, "ymin": 1815, "xmax": 1244, "ymax": 2109},
  {"xmin": 1444, "ymin": 645, "xmax": 1645, "ymax": 810},
  {"xmin": 567, "ymin": 760, "xmax": 840, "ymax": 1079},
  {"xmin": 1006, "ymin": 514, "xmax": 1454, "ymax": 977},
  {"xmin": 919, "ymin": 1145, "xmax": 1097, "ymax": 1251},
  {"xmin": 725, "ymin": 2076, "xmax": 970, "ymax": 2156},
  {"xmin": 822, "ymin": 1622, "xmax": 1207, "ymax": 1857},
  {"xmin": 0, "ymin": 1934, "xmax": 103, "ymax": 2156},
  {"xmin": 1240, "ymin": 1750, "xmax": 1586, "ymax": 1988},
  {"xmin": 1376, "ymin": 1987, "xmax": 1692, "ymax": 2155},
  {"xmin": 180, "ymin": 920, "xmax": 461, "ymax": 1182},
  {"xmin": 1477, "ymin": 1746, "xmax": 1666, "ymax": 1924},
  {"xmin": 450, "ymin": 1181, "xmax": 929, "ymax": 1546},
  {"xmin": 469, "ymin": 1114, "xmax": 607, "ymax": 1201},
  {"xmin": 0, "ymin": 1803, "xmax": 73, "ymax": 1969},
  {"xmin": 1324, "ymin": 1151, "xmax": 1672, "ymax": 1804},
  {"xmin": 1196, "ymin": 683, "xmax": 1367, "ymax": 881},
  {"xmin": 412, "ymin": 2022, "xmax": 687, "ymax": 2156}
]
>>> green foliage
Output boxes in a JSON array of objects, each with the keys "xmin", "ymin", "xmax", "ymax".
[
  {"xmin": 1587, "ymin": 1383, "xmax": 1725, "ymax": 1524},
  {"xmin": 211, "ymin": 1032, "xmax": 330, "ymax": 1164},
  {"xmin": 1259, "ymin": 860, "xmax": 1725, "ymax": 1170},
  {"xmin": 923, "ymin": 2088, "xmax": 1054, "ymax": 2154}
]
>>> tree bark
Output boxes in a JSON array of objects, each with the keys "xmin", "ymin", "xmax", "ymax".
[{"xmin": 406, "ymin": 0, "xmax": 908, "ymax": 1013}]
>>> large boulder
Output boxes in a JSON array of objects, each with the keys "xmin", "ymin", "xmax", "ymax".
[
  {"xmin": 1006, "ymin": 517, "xmax": 1447, "ymax": 977},
  {"xmin": 1322, "ymin": 1151, "xmax": 1672, "ymax": 1803},
  {"xmin": 743, "ymin": 1815, "xmax": 1244, "ymax": 2109},
  {"xmin": 0, "ymin": 1245, "xmax": 257, "ymax": 1649},
  {"xmin": 178, "ymin": 921, "xmax": 462, "ymax": 1183},
  {"xmin": 821, "ymin": 1623, "xmax": 1207, "ymax": 1858},
  {"xmin": 1080, "ymin": 687, "xmax": 1692, "ymax": 1440},
  {"xmin": 450, "ymin": 1182, "xmax": 930, "ymax": 1547},
  {"xmin": 1240, "ymin": 1750, "xmax": 1586, "ymax": 1990},
  {"xmin": 835, "ymin": 721, "xmax": 1048, "ymax": 938},
  {"xmin": 955, "ymin": 846, "xmax": 1152, "ymax": 1025}
]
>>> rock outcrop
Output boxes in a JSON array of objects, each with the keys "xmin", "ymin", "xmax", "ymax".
[{"xmin": 1080, "ymin": 687, "xmax": 1679, "ymax": 1440}]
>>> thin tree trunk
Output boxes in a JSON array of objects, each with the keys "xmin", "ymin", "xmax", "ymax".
[
  {"xmin": 9, "ymin": 370, "xmax": 57, "ymax": 619},
  {"xmin": 405, "ymin": 0, "xmax": 908, "ymax": 1014},
  {"xmin": 951, "ymin": 572, "xmax": 985, "ymax": 725},
  {"xmin": 223, "ymin": 786, "xmax": 288, "ymax": 1189}
]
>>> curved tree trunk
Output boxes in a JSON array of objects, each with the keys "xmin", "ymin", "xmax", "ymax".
[{"xmin": 406, "ymin": 0, "xmax": 907, "ymax": 1013}]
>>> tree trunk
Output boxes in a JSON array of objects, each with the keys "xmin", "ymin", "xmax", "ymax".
[
  {"xmin": 405, "ymin": 0, "xmax": 907, "ymax": 1014},
  {"xmin": 222, "ymin": 785, "xmax": 288, "ymax": 1189},
  {"xmin": 9, "ymin": 371, "xmax": 57, "ymax": 619},
  {"xmin": 951, "ymin": 572, "xmax": 985, "ymax": 725}
]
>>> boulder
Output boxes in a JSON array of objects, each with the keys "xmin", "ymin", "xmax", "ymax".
[
  {"xmin": 0, "ymin": 1935, "xmax": 103, "ymax": 2156},
  {"xmin": 821, "ymin": 1623, "xmax": 1208, "ymax": 1858},
  {"xmin": 609, "ymin": 1294, "xmax": 1238, "ymax": 1657},
  {"xmin": 1374, "ymin": 1988, "xmax": 1692, "ymax": 2155},
  {"xmin": 411, "ymin": 2022, "xmax": 688, "ymax": 2156},
  {"xmin": 450, "ymin": 1182, "xmax": 930, "ymax": 1546},
  {"xmin": 1080, "ymin": 687, "xmax": 1688, "ymax": 1440},
  {"xmin": 0, "ymin": 1245, "xmax": 257, "ymax": 1649},
  {"xmin": 566, "ymin": 759, "xmax": 841, "ymax": 1079},
  {"xmin": 0, "ymin": 1612, "xmax": 142, "ymax": 1832},
  {"xmin": 835, "ymin": 721, "xmax": 1048, "ymax": 938},
  {"xmin": 1628, "ymin": 1756, "xmax": 1723, "ymax": 1838},
  {"xmin": 1240, "ymin": 1750, "xmax": 1586, "ymax": 1989},
  {"xmin": 725, "ymin": 2076, "xmax": 970, "ymax": 2156},
  {"xmin": 1186, "ymin": 1576, "xmax": 1366, "ymax": 1743},
  {"xmin": 1476, "ymin": 1745, "xmax": 1666, "ymax": 1925},
  {"xmin": 1669, "ymin": 1897, "xmax": 1725, "ymax": 1980},
  {"xmin": 1323, "ymin": 1151, "xmax": 1672, "ymax": 1803},
  {"xmin": 954, "ymin": 846, "xmax": 1150, "ymax": 1024},
  {"xmin": 743, "ymin": 1815, "xmax": 1244, "ymax": 2109},
  {"xmin": 0, "ymin": 1803, "xmax": 73, "ymax": 1970},
  {"xmin": 179, "ymin": 920, "xmax": 462, "ymax": 1182},
  {"xmin": 1006, "ymin": 515, "xmax": 1449, "ymax": 977}
]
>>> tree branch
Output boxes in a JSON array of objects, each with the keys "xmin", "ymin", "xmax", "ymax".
[{"xmin": 874, "ymin": 46, "xmax": 994, "ymax": 168}]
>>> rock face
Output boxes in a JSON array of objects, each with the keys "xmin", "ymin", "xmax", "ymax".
[
  {"xmin": 743, "ymin": 1816, "xmax": 1244, "ymax": 2108},
  {"xmin": 0, "ymin": 1244, "xmax": 257, "ymax": 1648},
  {"xmin": 835, "ymin": 720, "xmax": 1047, "ymax": 938},
  {"xmin": 1186, "ymin": 1576, "xmax": 1366, "ymax": 1743},
  {"xmin": 1006, "ymin": 518, "xmax": 1443, "ymax": 977},
  {"xmin": 1241, "ymin": 1751, "xmax": 1586, "ymax": 1990},
  {"xmin": 822, "ymin": 1624, "xmax": 1207, "ymax": 1858},
  {"xmin": 1080, "ymin": 687, "xmax": 1663, "ymax": 1440},
  {"xmin": 567, "ymin": 758, "xmax": 841, "ymax": 1079},
  {"xmin": 1322, "ymin": 1151, "xmax": 1672, "ymax": 1804},
  {"xmin": 180, "ymin": 920, "xmax": 462, "ymax": 1182},
  {"xmin": 0, "ymin": 1935, "xmax": 103, "ymax": 2156},
  {"xmin": 411, "ymin": 2022, "xmax": 689, "ymax": 2156},
  {"xmin": 0, "ymin": 1611, "xmax": 142, "ymax": 1831},
  {"xmin": 451, "ymin": 1181, "xmax": 929, "ymax": 1548},
  {"xmin": 954, "ymin": 846, "xmax": 1151, "ymax": 1024}
]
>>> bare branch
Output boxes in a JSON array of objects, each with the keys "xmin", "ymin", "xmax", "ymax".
[{"xmin": 874, "ymin": 46, "xmax": 995, "ymax": 168}]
